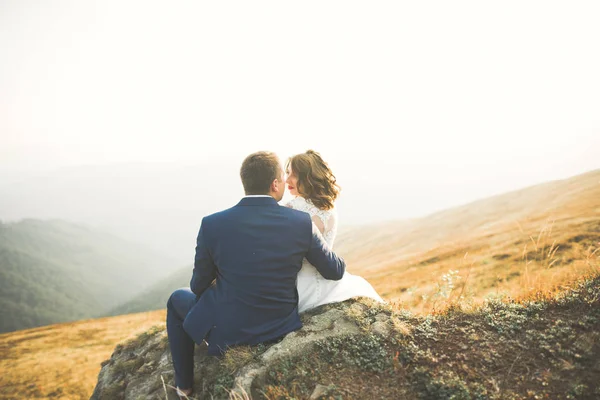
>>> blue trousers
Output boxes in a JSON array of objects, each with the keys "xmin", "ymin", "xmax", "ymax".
[{"xmin": 166, "ymin": 288, "xmax": 199, "ymax": 389}]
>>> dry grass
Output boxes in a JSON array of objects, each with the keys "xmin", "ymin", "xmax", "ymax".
[
  {"xmin": 0, "ymin": 309, "xmax": 165, "ymax": 400},
  {"xmin": 336, "ymin": 169, "xmax": 600, "ymax": 315},
  {"xmin": 414, "ymin": 218, "xmax": 600, "ymax": 314}
]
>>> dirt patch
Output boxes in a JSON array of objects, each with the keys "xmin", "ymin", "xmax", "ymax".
[{"xmin": 568, "ymin": 233, "xmax": 600, "ymax": 244}]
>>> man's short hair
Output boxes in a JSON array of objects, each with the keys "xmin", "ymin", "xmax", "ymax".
[{"xmin": 240, "ymin": 151, "xmax": 281, "ymax": 195}]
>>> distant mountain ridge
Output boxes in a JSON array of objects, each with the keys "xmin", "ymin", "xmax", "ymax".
[
  {"xmin": 0, "ymin": 219, "xmax": 176, "ymax": 333},
  {"xmin": 336, "ymin": 168, "xmax": 600, "ymax": 263},
  {"xmin": 108, "ymin": 266, "xmax": 191, "ymax": 316},
  {"xmin": 0, "ymin": 163, "xmax": 243, "ymax": 264}
]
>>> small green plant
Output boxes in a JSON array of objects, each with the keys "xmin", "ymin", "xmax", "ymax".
[
  {"xmin": 315, "ymin": 333, "xmax": 392, "ymax": 373},
  {"xmin": 428, "ymin": 269, "xmax": 464, "ymax": 312},
  {"xmin": 411, "ymin": 367, "xmax": 488, "ymax": 400}
]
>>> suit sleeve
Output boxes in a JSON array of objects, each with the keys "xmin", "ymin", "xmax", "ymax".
[
  {"xmin": 190, "ymin": 219, "xmax": 217, "ymax": 297},
  {"xmin": 305, "ymin": 221, "xmax": 346, "ymax": 281}
]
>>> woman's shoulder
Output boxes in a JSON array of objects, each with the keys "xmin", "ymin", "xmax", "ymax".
[
  {"xmin": 286, "ymin": 196, "xmax": 310, "ymax": 209},
  {"xmin": 284, "ymin": 196, "xmax": 302, "ymax": 208},
  {"xmin": 286, "ymin": 196, "xmax": 336, "ymax": 219}
]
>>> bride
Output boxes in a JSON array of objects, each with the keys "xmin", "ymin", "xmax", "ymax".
[{"xmin": 284, "ymin": 150, "xmax": 384, "ymax": 313}]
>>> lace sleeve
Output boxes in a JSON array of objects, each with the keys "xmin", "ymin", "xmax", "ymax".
[{"xmin": 286, "ymin": 197, "xmax": 338, "ymax": 247}]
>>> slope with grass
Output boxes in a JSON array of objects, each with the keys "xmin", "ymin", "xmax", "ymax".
[
  {"xmin": 0, "ymin": 219, "xmax": 175, "ymax": 333},
  {"xmin": 0, "ymin": 310, "xmax": 165, "ymax": 400},
  {"xmin": 108, "ymin": 266, "xmax": 191, "ymax": 316},
  {"xmin": 336, "ymin": 169, "xmax": 600, "ymax": 312},
  {"xmin": 92, "ymin": 275, "xmax": 600, "ymax": 399}
]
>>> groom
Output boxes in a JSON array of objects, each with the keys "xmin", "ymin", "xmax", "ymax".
[{"xmin": 166, "ymin": 151, "xmax": 346, "ymax": 394}]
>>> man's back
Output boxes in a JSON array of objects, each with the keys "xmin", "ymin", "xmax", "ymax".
[{"xmin": 183, "ymin": 196, "xmax": 344, "ymax": 355}]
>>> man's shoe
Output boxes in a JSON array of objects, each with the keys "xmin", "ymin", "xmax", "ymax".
[{"xmin": 176, "ymin": 387, "xmax": 193, "ymax": 398}]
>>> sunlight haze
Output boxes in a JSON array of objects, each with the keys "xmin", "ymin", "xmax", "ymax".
[{"xmin": 1, "ymin": 1, "xmax": 599, "ymax": 262}]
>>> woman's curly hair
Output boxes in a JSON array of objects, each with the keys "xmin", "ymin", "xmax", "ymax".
[{"xmin": 286, "ymin": 150, "xmax": 341, "ymax": 210}]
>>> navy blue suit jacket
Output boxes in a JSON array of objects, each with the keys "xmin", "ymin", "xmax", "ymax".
[{"xmin": 182, "ymin": 196, "xmax": 345, "ymax": 355}]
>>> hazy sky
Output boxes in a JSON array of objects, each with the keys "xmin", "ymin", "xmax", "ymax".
[{"xmin": 2, "ymin": 1, "xmax": 599, "ymax": 213}]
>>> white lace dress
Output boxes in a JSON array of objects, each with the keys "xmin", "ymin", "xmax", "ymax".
[{"xmin": 286, "ymin": 196, "xmax": 384, "ymax": 313}]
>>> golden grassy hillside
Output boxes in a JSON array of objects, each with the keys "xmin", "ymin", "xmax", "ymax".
[
  {"xmin": 0, "ymin": 310, "xmax": 165, "ymax": 400},
  {"xmin": 336, "ymin": 169, "xmax": 600, "ymax": 313},
  {"xmin": 0, "ymin": 169, "xmax": 597, "ymax": 399}
]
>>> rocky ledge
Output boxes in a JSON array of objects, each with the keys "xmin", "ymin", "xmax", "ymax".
[
  {"xmin": 92, "ymin": 277, "xmax": 600, "ymax": 399},
  {"xmin": 91, "ymin": 298, "xmax": 397, "ymax": 399}
]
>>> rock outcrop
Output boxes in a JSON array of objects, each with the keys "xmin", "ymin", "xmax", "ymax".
[{"xmin": 91, "ymin": 298, "xmax": 396, "ymax": 400}]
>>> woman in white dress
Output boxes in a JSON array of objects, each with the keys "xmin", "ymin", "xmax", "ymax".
[{"xmin": 284, "ymin": 150, "xmax": 384, "ymax": 313}]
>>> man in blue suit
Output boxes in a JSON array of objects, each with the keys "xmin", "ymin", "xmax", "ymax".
[{"xmin": 166, "ymin": 151, "xmax": 346, "ymax": 395}]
